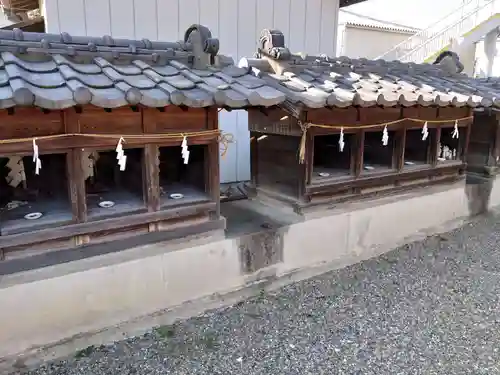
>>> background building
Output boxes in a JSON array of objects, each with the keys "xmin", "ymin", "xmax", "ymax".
[{"xmin": 337, "ymin": 9, "xmax": 420, "ymax": 58}]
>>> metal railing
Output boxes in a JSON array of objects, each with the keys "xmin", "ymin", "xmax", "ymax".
[{"xmin": 377, "ymin": 0, "xmax": 496, "ymax": 62}]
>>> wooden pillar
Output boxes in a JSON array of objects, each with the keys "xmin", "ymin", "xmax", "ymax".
[
  {"xmin": 462, "ymin": 122, "xmax": 472, "ymax": 162},
  {"xmin": 141, "ymin": 106, "xmax": 160, "ymax": 231},
  {"xmin": 142, "ymin": 144, "xmax": 160, "ymax": 232},
  {"xmin": 207, "ymin": 139, "xmax": 220, "ymax": 219},
  {"xmin": 394, "ymin": 126, "xmax": 406, "ymax": 172},
  {"xmin": 493, "ymin": 112, "xmax": 500, "ymax": 167},
  {"xmin": 207, "ymin": 108, "xmax": 220, "ymax": 219},
  {"xmin": 431, "ymin": 126, "xmax": 442, "ymax": 167},
  {"xmin": 298, "ymin": 112, "xmax": 309, "ymax": 201},
  {"xmin": 298, "ymin": 133, "xmax": 313, "ymax": 200},
  {"xmin": 63, "ymin": 110, "xmax": 87, "ymax": 223},
  {"xmin": 250, "ymin": 131, "xmax": 259, "ymax": 188},
  {"xmin": 354, "ymin": 130, "xmax": 365, "ymax": 177},
  {"xmin": 64, "ymin": 109, "xmax": 88, "ymax": 245},
  {"xmin": 304, "ymin": 131, "xmax": 314, "ymax": 186},
  {"xmin": 66, "ymin": 150, "xmax": 87, "ymax": 223},
  {"xmin": 143, "ymin": 144, "xmax": 160, "ymax": 212}
]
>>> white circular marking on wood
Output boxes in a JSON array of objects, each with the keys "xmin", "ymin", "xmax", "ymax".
[
  {"xmin": 99, "ymin": 201, "xmax": 115, "ymax": 208},
  {"xmin": 24, "ymin": 212, "xmax": 42, "ymax": 220},
  {"xmin": 169, "ymin": 193, "xmax": 184, "ymax": 200}
]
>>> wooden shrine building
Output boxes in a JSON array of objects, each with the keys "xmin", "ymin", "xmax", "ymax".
[
  {"xmin": 464, "ymin": 77, "xmax": 500, "ymax": 177},
  {"xmin": 239, "ymin": 29, "xmax": 498, "ymax": 214},
  {"xmin": 0, "ymin": 25, "xmax": 285, "ymax": 260}
]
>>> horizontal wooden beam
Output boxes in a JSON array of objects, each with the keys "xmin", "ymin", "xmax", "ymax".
[
  {"xmin": 298, "ymin": 175, "xmax": 464, "ymax": 213},
  {"xmin": 0, "ymin": 201, "xmax": 215, "ymax": 249},
  {"xmin": 306, "ymin": 162, "xmax": 465, "ymax": 196},
  {"xmin": 0, "ymin": 218, "xmax": 226, "ymax": 276},
  {"xmin": 0, "ymin": 133, "xmax": 218, "ymax": 155}
]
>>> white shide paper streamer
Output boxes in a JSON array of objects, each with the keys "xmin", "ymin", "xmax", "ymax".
[
  {"xmin": 382, "ymin": 125, "xmax": 389, "ymax": 146},
  {"xmin": 181, "ymin": 136, "xmax": 190, "ymax": 164},
  {"xmin": 339, "ymin": 127, "xmax": 345, "ymax": 152},
  {"xmin": 422, "ymin": 121, "xmax": 429, "ymax": 141},
  {"xmin": 32, "ymin": 138, "xmax": 41, "ymax": 175},
  {"xmin": 452, "ymin": 120, "xmax": 459, "ymax": 139},
  {"xmin": 116, "ymin": 137, "xmax": 127, "ymax": 171}
]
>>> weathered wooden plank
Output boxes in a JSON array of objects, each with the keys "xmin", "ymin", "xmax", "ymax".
[
  {"xmin": 207, "ymin": 107, "xmax": 218, "ymax": 130},
  {"xmin": 395, "ymin": 128, "xmax": 406, "ymax": 172},
  {"xmin": 248, "ymin": 108, "xmax": 301, "ymax": 136},
  {"xmin": 0, "ymin": 109, "xmax": 64, "ymax": 140},
  {"xmin": 143, "ymin": 145, "xmax": 160, "ymax": 212},
  {"xmin": 0, "ymin": 218, "xmax": 226, "ymax": 276},
  {"xmin": 355, "ymin": 130, "xmax": 365, "ymax": 177},
  {"xmin": 63, "ymin": 109, "xmax": 87, "ymax": 224},
  {"xmin": 298, "ymin": 132, "xmax": 312, "ymax": 197},
  {"xmin": 207, "ymin": 140, "xmax": 220, "ymax": 218},
  {"xmin": 305, "ymin": 133, "xmax": 314, "ymax": 185},
  {"xmin": 89, "ymin": 224, "xmax": 149, "ymax": 244},
  {"xmin": 206, "ymin": 111, "xmax": 220, "ymax": 216},
  {"xmin": 431, "ymin": 126, "xmax": 442, "ymax": 167},
  {"xmin": 462, "ymin": 123, "xmax": 472, "ymax": 162},
  {"xmin": 359, "ymin": 106, "xmax": 401, "ymax": 125},
  {"xmin": 402, "ymin": 106, "xmax": 438, "ymax": 121},
  {"xmin": 255, "ymin": 134, "xmax": 301, "ymax": 199},
  {"xmin": 306, "ymin": 162, "xmax": 465, "ymax": 196},
  {"xmin": 142, "ymin": 107, "xmax": 208, "ymax": 133},
  {"xmin": 0, "ymin": 201, "xmax": 216, "ymax": 249},
  {"xmin": 77, "ymin": 107, "xmax": 142, "ymax": 135},
  {"xmin": 438, "ymin": 106, "xmax": 470, "ymax": 121},
  {"xmin": 0, "ymin": 133, "xmax": 218, "ymax": 154},
  {"xmin": 66, "ymin": 149, "xmax": 87, "ymax": 223},
  {"xmin": 307, "ymin": 107, "xmax": 358, "ymax": 126},
  {"xmin": 250, "ymin": 132, "xmax": 259, "ymax": 188}
]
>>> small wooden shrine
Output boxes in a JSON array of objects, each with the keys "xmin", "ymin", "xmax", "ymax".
[
  {"xmin": 465, "ymin": 80, "xmax": 500, "ymax": 177},
  {"xmin": 467, "ymin": 110, "xmax": 499, "ymax": 176},
  {"xmin": 239, "ymin": 29, "xmax": 496, "ymax": 214},
  {"xmin": 0, "ymin": 25, "xmax": 285, "ymax": 260}
]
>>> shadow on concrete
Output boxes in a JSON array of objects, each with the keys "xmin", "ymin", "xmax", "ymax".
[
  {"xmin": 465, "ymin": 173, "xmax": 494, "ymax": 216},
  {"xmin": 221, "ymin": 199, "xmax": 299, "ymax": 238}
]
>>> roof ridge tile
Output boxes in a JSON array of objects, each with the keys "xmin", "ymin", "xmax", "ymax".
[
  {"xmin": 0, "ymin": 25, "xmax": 286, "ymax": 109},
  {"xmin": 238, "ymin": 28, "xmax": 500, "ymax": 110}
]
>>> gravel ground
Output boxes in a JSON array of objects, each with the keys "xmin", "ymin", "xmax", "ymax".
[{"xmin": 18, "ymin": 214, "xmax": 500, "ymax": 375}]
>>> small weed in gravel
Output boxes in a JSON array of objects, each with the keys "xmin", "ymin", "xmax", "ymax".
[
  {"xmin": 74, "ymin": 345, "xmax": 95, "ymax": 359},
  {"xmin": 155, "ymin": 326, "xmax": 175, "ymax": 340}
]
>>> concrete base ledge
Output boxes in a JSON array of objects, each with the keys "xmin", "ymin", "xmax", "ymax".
[{"xmin": 2, "ymin": 177, "xmax": 500, "ymax": 372}]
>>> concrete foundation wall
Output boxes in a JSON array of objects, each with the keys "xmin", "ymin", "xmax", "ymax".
[{"xmin": 1, "ymin": 177, "xmax": 499, "ymax": 370}]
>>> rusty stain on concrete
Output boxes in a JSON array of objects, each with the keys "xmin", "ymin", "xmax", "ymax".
[{"xmin": 237, "ymin": 228, "xmax": 285, "ymax": 274}]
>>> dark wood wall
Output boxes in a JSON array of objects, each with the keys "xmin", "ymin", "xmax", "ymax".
[
  {"xmin": 467, "ymin": 111, "xmax": 500, "ymax": 175},
  {"xmin": 0, "ymin": 106, "xmax": 218, "ymax": 154},
  {"xmin": 248, "ymin": 105, "xmax": 474, "ymax": 212},
  {"xmin": 0, "ymin": 105, "xmax": 221, "ymax": 258},
  {"xmin": 251, "ymin": 133, "xmax": 302, "ymax": 198}
]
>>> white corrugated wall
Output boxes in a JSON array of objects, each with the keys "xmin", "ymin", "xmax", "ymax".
[{"xmin": 43, "ymin": 0, "xmax": 339, "ymax": 184}]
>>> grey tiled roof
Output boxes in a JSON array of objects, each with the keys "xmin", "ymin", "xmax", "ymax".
[
  {"xmin": 239, "ymin": 49, "xmax": 500, "ymax": 109},
  {"xmin": 0, "ymin": 26, "xmax": 286, "ymax": 110}
]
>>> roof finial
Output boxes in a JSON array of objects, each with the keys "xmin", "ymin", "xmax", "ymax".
[
  {"xmin": 184, "ymin": 24, "xmax": 219, "ymax": 69},
  {"xmin": 257, "ymin": 29, "xmax": 290, "ymax": 60}
]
